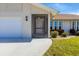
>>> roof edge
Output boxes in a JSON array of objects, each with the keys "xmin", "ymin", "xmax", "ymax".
[{"xmin": 31, "ymin": 3, "xmax": 58, "ymax": 15}]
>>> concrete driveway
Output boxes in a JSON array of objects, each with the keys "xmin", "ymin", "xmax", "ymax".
[{"xmin": 0, "ymin": 38, "xmax": 52, "ymax": 56}]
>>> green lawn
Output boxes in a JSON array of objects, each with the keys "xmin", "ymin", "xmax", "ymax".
[{"xmin": 44, "ymin": 37, "xmax": 79, "ymax": 56}]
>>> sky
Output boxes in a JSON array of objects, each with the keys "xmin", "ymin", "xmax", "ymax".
[{"xmin": 43, "ymin": 3, "xmax": 79, "ymax": 14}]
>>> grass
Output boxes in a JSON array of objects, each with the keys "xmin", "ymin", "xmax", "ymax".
[{"xmin": 44, "ymin": 36, "xmax": 79, "ymax": 56}]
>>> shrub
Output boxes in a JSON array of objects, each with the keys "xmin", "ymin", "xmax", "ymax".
[
  {"xmin": 52, "ymin": 28, "xmax": 60, "ymax": 31},
  {"xmin": 76, "ymin": 31, "xmax": 79, "ymax": 36},
  {"xmin": 61, "ymin": 32, "xmax": 68, "ymax": 37},
  {"xmin": 69, "ymin": 29, "xmax": 76, "ymax": 35},
  {"xmin": 58, "ymin": 29, "xmax": 64, "ymax": 35},
  {"xmin": 50, "ymin": 27, "xmax": 52, "ymax": 32},
  {"xmin": 51, "ymin": 31, "xmax": 58, "ymax": 38}
]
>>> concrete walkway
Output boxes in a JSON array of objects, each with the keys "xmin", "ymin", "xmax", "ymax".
[{"xmin": 0, "ymin": 38, "xmax": 52, "ymax": 56}]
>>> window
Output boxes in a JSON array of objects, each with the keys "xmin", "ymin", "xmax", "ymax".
[
  {"xmin": 72, "ymin": 21, "xmax": 74, "ymax": 29},
  {"xmin": 59, "ymin": 21, "xmax": 62, "ymax": 29},
  {"xmin": 72, "ymin": 21, "xmax": 76, "ymax": 29},
  {"xmin": 77, "ymin": 21, "xmax": 79, "ymax": 31},
  {"xmin": 54, "ymin": 21, "xmax": 57, "ymax": 30},
  {"xmin": 53, "ymin": 21, "xmax": 62, "ymax": 30}
]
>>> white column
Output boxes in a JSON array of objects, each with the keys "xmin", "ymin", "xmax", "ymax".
[{"xmin": 48, "ymin": 13, "xmax": 50, "ymax": 38}]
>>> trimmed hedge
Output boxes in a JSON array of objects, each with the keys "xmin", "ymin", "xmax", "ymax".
[
  {"xmin": 51, "ymin": 31, "xmax": 58, "ymax": 38},
  {"xmin": 76, "ymin": 31, "xmax": 79, "ymax": 36},
  {"xmin": 69, "ymin": 29, "xmax": 76, "ymax": 35},
  {"xmin": 58, "ymin": 29, "xmax": 64, "ymax": 35},
  {"xmin": 61, "ymin": 32, "xmax": 68, "ymax": 37},
  {"xmin": 52, "ymin": 29, "xmax": 64, "ymax": 35}
]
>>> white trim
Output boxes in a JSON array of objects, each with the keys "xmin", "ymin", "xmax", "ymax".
[{"xmin": 48, "ymin": 13, "xmax": 50, "ymax": 37}]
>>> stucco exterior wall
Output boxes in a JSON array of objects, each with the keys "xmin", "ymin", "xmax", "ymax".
[
  {"xmin": 0, "ymin": 3, "xmax": 32, "ymax": 42},
  {"xmin": 31, "ymin": 5, "xmax": 50, "ymax": 37},
  {"xmin": 31, "ymin": 6, "xmax": 49, "ymax": 14},
  {"xmin": 62, "ymin": 21, "xmax": 71, "ymax": 32},
  {"xmin": 22, "ymin": 4, "xmax": 32, "ymax": 41},
  {"xmin": 0, "ymin": 3, "xmax": 52, "ymax": 42}
]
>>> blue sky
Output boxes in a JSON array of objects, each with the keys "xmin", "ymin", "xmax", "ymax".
[{"xmin": 43, "ymin": 3, "xmax": 79, "ymax": 14}]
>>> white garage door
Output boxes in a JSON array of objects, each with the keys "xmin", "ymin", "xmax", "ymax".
[{"xmin": 0, "ymin": 17, "xmax": 22, "ymax": 38}]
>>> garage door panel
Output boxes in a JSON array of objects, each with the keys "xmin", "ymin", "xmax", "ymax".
[{"xmin": 0, "ymin": 17, "xmax": 22, "ymax": 38}]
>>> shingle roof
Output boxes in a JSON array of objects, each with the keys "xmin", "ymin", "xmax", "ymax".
[{"xmin": 53, "ymin": 14, "xmax": 79, "ymax": 20}]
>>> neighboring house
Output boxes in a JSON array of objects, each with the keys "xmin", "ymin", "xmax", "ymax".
[
  {"xmin": 52, "ymin": 14, "xmax": 79, "ymax": 32},
  {"xmin": 0, "ymin": 3, "xmax": 57, "ymax": 42}
]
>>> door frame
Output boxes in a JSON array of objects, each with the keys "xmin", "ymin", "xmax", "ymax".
[{"xmin": 32, "ymin": 14, "xmax": 48, "ymax": 38}]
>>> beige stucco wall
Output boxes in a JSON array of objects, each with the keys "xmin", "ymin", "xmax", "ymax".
[
  {"xmin": 0, "ymin": 3, "xmax": 52, "ymax": 41},
  {"xmin": 31, "ymin": 5, "xmax": 50, "ymax": 37},
  {"xmin": 31, "ymin": 5, "xmax": 49, "ymax": 14},
  {"xmin": 0, "ymin": 3, "xmax": 32, "ymax": 41},
  {"xmin": 62, "ymin": 21, "xmax": 71, "ymax": 32}
]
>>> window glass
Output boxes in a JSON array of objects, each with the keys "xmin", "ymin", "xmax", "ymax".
[
  {"xmin": 77, "ymin": 21, "xmax": 79, "ymax": 25},
  {"xmin": 54, "ymin": 21, "xmax": 57, "ymax": 30},
  {"xmin": 59, "ymin": 21, "xmax": 62, "ymax": 26},
  {"xmin": 72, "ymin": 21, "xmax": 76, "ymax": 29},
  {"xmin": 54, "ymin": 21, "xmax": 57, "ymax": 26},
  {"xmin": 59, "ymin": 21, "xmax": 62, "ymax": 29}
]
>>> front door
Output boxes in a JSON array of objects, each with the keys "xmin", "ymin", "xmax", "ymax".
[
  {"xmin": 32, "ymin": 14, "xmax": 48, "ymax": 38},
  {"xmin": 36, "ymin": 17, "xmax": 44, "ymax": 34}
]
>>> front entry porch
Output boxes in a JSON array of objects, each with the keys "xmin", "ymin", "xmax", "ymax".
[{"xmin": 32, "ymin": 14, "xmax": 48, "ymax": 38}]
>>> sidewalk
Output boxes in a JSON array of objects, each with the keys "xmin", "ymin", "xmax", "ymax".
[{"xmin": 0, "ymin": 38, "xmax": 52, "ymax": 56}]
